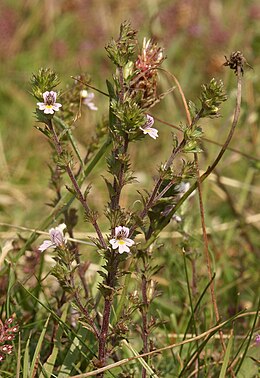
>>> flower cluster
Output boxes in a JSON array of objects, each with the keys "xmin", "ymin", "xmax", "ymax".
[
  {"xmin": 130, "ymin": 38, "xmax": 165, "ymax": 108},
  {"xmin": 37, "ymin": 91, "xmax": 62, "ymax": 114},
  {"xmin": 0, "ymin": 316, "xmax": 19, "ymax": 362},
  {"xmin": 80, "ymin": 89, "xmax": 98, "ymax": 111},
  {"xmin": 140, "ymin": 114, "xmax": 158, "ymax": 139},
  {"xmin": 109, "ymin": 226, "xmax": 135, "ymax": 254},
  {"xmin": 136, "ymin": 38, "xmax": 164, "ymax": 75},
  {"xmin": 39, "ymin": 223, "xmax": 67, "ymax": 252}
]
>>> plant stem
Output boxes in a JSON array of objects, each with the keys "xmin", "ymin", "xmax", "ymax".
[
  {"xmin": 97, "ymin": 65, "xmax": 127, "ymax": 376},
  {"xmin": 47, "ymin": 119, "xmax": 107, "ymax": 250},
  {"xmin": 142, "ymin": 65, "xmax": 242, "ymax": 249},
  {"xmin": 141, "ymin": 273, "xmax": 149, "ymax": 378}
]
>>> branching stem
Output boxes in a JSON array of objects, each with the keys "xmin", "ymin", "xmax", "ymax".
[{"xmin": 47, "ymin": 119, "xmax": 107, "ymax": 250}]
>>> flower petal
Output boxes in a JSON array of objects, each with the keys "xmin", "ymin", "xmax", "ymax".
[
  {"xmin": 140, "ymin": 126, "xmax": 158, "ymax": 139},
  {"xmin": 115, "ymin": 226, "xmax": 123, "ymax": 237},
  {"xmin": 49, "ymin": 91, "xmax": 57, "ymax": 102},
  {"xmin": 109, "ymin": 239, "xmax": 118, "ymax": 249},
  {"xmin": 125, "ymin": 238, "xmax": 135, "ymax": 246},
  {"xmin": 57, "ymin": 223, "xmax": 66, "ymax": 232},
  {"xmin": 118, "ymin": 244, "xmax": 130, "ymax": 254},
  {"xmin": 38, "ymin": 240, "xmax": 54, "ymax": 252},
  {"xmin": 43, "ymin": 107, "xmax": 55, "ymax": 114},
  {"xmin": 42, "ymin": 91, "xmax": 50, "ymax": 102},
  {"xmin": 121, "ymin": 226, "xmax": 130, "ymax": 237},
  {"xmin": 52, "ymin": 103, "xmax": 62, "ymax": 111},
  {"xmin": 146, "ymin": 114, "xmax": 154, "ymax": 127}
]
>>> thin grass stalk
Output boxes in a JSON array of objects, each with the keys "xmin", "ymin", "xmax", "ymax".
[
  {"xmin": 182, "ymin": 252, "xmax": 200, "ymax": 371},
  {"xmin": 69, "ymin": 311, "xmax": 258, "ymax": 378}
]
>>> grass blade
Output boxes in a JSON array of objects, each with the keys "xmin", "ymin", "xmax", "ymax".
[
  {"xmin": 219, "ymin": 332, "xmax": 233, "ymax": 378},
  {"xmin": 23, "ymin": 333, "xmax": 32, "ymax": 378},
  {"xmin": 122, "ymin": 340, "xmax": 159, "ymax": 378},
  {"xmin": 30, "ymin": 316, "xmax": 50, "ymax": 378}
]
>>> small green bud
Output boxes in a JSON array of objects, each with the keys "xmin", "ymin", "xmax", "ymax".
[
  {"xmin": 123, "ymin": 61, "xmax": 134, "ymax": 80},
  {"xmin": 199, "ymin": 78, "xmax": 227, "ymax": 118},
  {"xmin": 31, "ymin": 68, "xmax": 60, "ymax": 100}
]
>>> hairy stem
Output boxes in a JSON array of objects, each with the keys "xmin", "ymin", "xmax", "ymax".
[{"xmin": 98, "ymin": 65, "xmax": 127, "ymax": 375}]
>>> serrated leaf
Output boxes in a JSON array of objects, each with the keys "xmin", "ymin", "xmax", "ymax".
[{"xmin": 188, "ymin": 100, "xmax": 199, "ymax": 119}]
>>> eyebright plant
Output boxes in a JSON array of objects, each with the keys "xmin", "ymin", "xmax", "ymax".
[{"xmin": 26, "ymin": 22, "xmax": 248, "ymax": 377}]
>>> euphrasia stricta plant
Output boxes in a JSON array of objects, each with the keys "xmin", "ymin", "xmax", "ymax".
[{"xmin": 26, "ymin": 22, "xmax": 249, "ymax": 377}]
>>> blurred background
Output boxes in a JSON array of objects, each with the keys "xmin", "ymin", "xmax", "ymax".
[{"xmin": 0, "ymin": 0, "xmax": 259, "ymax": 232}]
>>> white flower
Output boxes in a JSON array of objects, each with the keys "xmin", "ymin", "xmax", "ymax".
[
  {"xmin": 140, "ymin": 114, "xmax": 158, "ymax": 139},
  {"xmin": 109, "ymin": 226, "xmax": 134, "ymax": 254},
  {"xmin": 37, "ymin": 91, "xmax": 62, "ymax": 114},
  {"xmin": 175, "ymin": 182, "xmax": 191, "ymax": 194},
  {"xmin": 175, "ymin": 182, "xmax": 196, "ymax": 199},
  {"xmin": 80, "ymin": 89, "xmax": 98, "ymax": 111},
  {"xmin": 38, "ymin": 223, "xmax": 67, "ymax": 252}
]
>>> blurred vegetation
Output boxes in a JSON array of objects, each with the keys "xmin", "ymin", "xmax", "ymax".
[{"xmin": 0, "ymin": 0, "xmax": 259, "ymax": 377}]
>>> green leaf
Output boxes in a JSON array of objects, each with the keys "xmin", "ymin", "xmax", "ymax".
[
  {"xmin": 122, "ymin": 340, "xmax": 159, "ymax": 378},
  {"xmin": 106, "ymin": 80, "xmax": 116, "ymax": 99},
  {"xmin": 29, "ymin": 316, "xmax": 50, "ymax": 378},
  {"xmin": 23, "ymin": 333, "xmax": 31, "ymax": 378}
]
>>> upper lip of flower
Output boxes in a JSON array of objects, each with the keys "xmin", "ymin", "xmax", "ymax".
[
  {"xmin": 140, "ymin": 114, "xmax": 158, "ymax": 139},
  {"xmin": 38, "ymin": 223, "xmax": 67, "ymax": 252}
]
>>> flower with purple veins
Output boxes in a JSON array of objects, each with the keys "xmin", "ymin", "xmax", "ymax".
[
  {"xmin": 255, "ymin": 334, "xmax": 260, "ymax": 345},
  {"xmin": 38, "ymin": 223, "xmax": 67, "ymax": 252},
  {"xmin": 109, "ymin": 226, "xmax": 135, "ymax": 254},
  {"xmin": 0, "ymin": 315, "xmax": 19, "ymax": 363},
  {"xmin": 80, "ymin": 89, "xmax": 98, "ymax": 111},
  {"xmin": 37, "ymin": 91, "xmax": 62, "ymax": 114},
  {"xmin": 140, "ymin": 114, "xmax": 158, "ymax": 140}
]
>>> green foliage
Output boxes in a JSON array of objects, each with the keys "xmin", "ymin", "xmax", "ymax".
[
  {"xmin": 31, "ymin": 68, "xmax": 60, "ymax": 100},
  {"xmin": 105, "ymin": 21, "xmax": 137, "ymax": 67},
  {"xmin": 199, "ymin": 78, "xmax": 228, "ymax": 118},
  {"xmin": 110, "ymin": 96, "xmax": 146, "ymax": 136}
]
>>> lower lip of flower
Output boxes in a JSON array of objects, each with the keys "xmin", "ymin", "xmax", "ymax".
[{"xmin": 118, "ymin": 240, "xmax": 126, "ymax": 245}]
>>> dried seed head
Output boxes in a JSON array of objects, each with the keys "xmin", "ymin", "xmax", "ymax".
[{"xmin": 223, "ymin": 51, "xmax": 252, "ymax": 75}]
